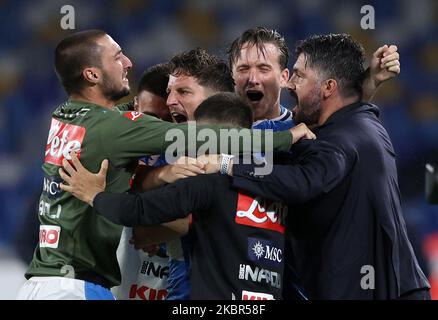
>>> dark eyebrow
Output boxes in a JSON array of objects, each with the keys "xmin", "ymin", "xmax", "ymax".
[{"xmin": 114, "ymin": 49, "xmax": 122, "ymax": 57}]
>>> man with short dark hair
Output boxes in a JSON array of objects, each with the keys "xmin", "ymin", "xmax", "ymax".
[
  {"xmin": 229, "ymin": 27, "xmax": 292, "ymax": 124},
  {"xmin": 194, "ymin": 92, "xmax": 253, "ymax": 129},
  {"xmin": 226, "ymin": 27, "xmax": 402, "ymax": 299},
  {"xmin": 133, "ymin": 63, "xmax": 172, "ymax": 122},
  {"xmin": 166, "ymin": 48, "xmax": 235, "ymax": 123}
]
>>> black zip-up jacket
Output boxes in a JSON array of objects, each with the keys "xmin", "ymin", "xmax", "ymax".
[
  {"xmin": 231, "ymin": 102, "xmax": 430, "ymax": 299},
  {"xmin": 94, "ymin": 173, "xmax": 287, "ymax": 300}
]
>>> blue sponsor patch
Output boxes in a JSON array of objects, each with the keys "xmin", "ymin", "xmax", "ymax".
[
  {"xmin": 247, "ymin": 237, "xmax": 283, "ymax": 268},
  {"xmin": 42, "ymin": 175, "xmax": 63, "ymax": 199}
]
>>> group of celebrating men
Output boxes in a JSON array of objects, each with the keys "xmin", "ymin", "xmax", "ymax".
[{"xmin": 16, "ymin": 26, "xmax": 431, "ymax": 300}]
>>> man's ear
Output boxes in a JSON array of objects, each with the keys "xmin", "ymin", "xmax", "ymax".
[
  {"xmin": 280, "ymin": 68, "xmax": 290, "ymax": 87},
  {"xmin": 322, "ymin": 79, "xmax": 337, "ymax": 98},
  {"xmin": 82, "ymin": 67, "xmax": 100, "ymax": 85}
]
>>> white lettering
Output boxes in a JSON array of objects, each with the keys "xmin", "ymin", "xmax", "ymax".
[
  {"xmin": 60, "ymin": 5, "xmax": 75, "ymax": 30},
  {"xmin": 240, "ymin": 264, "xmax": 281, "ymax": 288},
  {"xmin": 360, "ymin": 5, "xmax": 375, "ymax": 30},
  {"xmin": 236, "ymin": 198, "xmax": 278, "ymax": 224}
]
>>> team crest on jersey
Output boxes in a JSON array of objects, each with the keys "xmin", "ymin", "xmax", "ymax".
[
  {"xmin": 45, "ymin": 118, "xmax": 85, "ymax": 166},
  {"xmin": 124, "ymin": 111, "xmax": 143, "ymax": 122},
  {"xmin": 235, "ymin": 192, "xmax": 287, "ymax": 233}
]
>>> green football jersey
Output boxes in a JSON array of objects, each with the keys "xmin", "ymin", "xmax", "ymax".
[{"xmin": 26, "ymin": 100, "xmax": 292, "ymax": 288}]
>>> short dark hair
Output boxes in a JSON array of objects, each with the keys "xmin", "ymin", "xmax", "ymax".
[
  {"xmin": 228, "ymin": 27, "xmax": 289, "ymax": 69},
  {"xmin": 54, "ymin": 29, "xmax": 107, "ymax": 95},
  {"xmin": 295, "ymin": 33, "xmax": 365, "ymax": 98},
  {"xmin": 137, "ymin": 63, "xmax": 170, "ymax": 98},
  {"xmin": 168, "ymin": 48, "xmax": 235, "ymax": 93},
  {"xmin": 194, "ymin": 92, "xmax": 253, "ymax": 129}
]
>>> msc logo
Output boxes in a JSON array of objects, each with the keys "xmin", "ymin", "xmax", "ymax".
[
  {"xmin": 241, "ymin": 290, "xmax": 275, "ymax": 300},
  {"xmin": 45, "ymin": 118, "xmax": 85, "ymax": 166},
  {"xmin": 235, "ymin": 192, "xmax": 287, "ymax": 233},
  {"xmin": 42, "ymin": 175, "xmax": 63, "ymax": 199},
  {"xmin": 238, "ymin": 264, "xmax": 281, "ymax": 289},
  {"xmin": 39, "ymin": 225, "xmax": 61, "ymax": 248},
  {"xmin": 248, "ymin": 238, "xmax": 283, "ymax": 267},
  {"xmin": 140, "ymin": 261, "xmax": 169, "ymax": 279}
]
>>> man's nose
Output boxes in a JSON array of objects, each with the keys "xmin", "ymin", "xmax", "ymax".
[
  {"xmin": 286, "ymin": 79, "xmax": 296, "ymax": 91},
  {"xmin": 123, "ymin": 54, "xmax": 133, "ymax": 70},
  {"xmin": 166, "ymin": 92, "xmax": 177, "ymax": 107},
  {"xmin": 248, "ymin": 69, "xmax": 260, "ymax": 85}
]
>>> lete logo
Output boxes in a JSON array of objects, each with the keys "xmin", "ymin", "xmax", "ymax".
[
  {"xmin": 45, "ymin": 118, "xmax": 85, "ymax": 166},
  {"xmin": 235, "ymin": 192, "xmax": 287, "ymax": 233}
]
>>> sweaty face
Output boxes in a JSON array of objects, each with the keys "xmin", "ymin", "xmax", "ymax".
[
  {"xmin": 232, "ymin": 43, "xmax": 288, "ymax": 121},
  {"xmin": 135, "ymin": 90, "xmax": 171, "ymax": 122},
  {"xmin": 97, "ymin": 35, "xmax": 132, "ymax": 102},
  {"xmin": 166, "ymin": 74, "xmax": 210, "ymax": 123},
  {"xmin": 288, "ymin": 53, "xmax": 322, "ymax": 127}
]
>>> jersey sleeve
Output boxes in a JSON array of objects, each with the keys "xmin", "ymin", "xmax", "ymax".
[
  {"xmin": 232, "ymin": 139, "xmax": 351, "ymax": 204},
  {"xmin": 92, "ymin": 175, "xmax": 215, "ymax": 226},
  {"xmin": 99, "ymin": 110, "xmax": 293, "ymax": 165}
]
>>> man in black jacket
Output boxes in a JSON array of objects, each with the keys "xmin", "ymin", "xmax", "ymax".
[{"xmin": 211, "ymin": 34, "xmax": 430, "ymax": 299}]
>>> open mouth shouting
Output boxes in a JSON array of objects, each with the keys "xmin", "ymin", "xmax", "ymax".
[
  {"xmin": 171, "ymin": 110, "xmax": 188, "ymax": 123},
  {"xmin": 122, "ymin": 71, "xmax": 129, "ymax": 83},
  {"xmin": 246, "ymin": 89, "xmax": 264, "ymax": 104}
]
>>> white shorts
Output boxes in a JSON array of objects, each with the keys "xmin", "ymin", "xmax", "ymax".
[
  {"xmin": 16, "ymin": 276, "xmax": 115, "ymax": 300},
  {"xmin": 112, "ymin": 227, "xmax": 169, "ymax": 300}
]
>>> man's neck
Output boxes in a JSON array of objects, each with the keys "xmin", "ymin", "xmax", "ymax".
[
  {"xmin": 256, "ymin": 102, "xmax": 281, "ymax": 121},
  {"xmin": 69, "ymin": 90, "xmax": 114, "ymax": 109},
  {"xmin": 318, "ymin": 95, "xmax": 359, "ymax": 126}
]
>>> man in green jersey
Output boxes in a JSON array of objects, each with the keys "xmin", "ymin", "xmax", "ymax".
[{"xmin": 16, "ymin": 30, "xmax": 314, "ymax": 300}]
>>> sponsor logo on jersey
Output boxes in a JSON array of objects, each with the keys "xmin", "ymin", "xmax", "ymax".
[
  {"xmin": 39, "ymin": 225, "xmax": 61, "ymax": 248},
  {"xmin": 42, "ymin": 175, "xmax": 63, "ymax": 199},
  {"xmin": 44, "ymin": 118, "xmax": 85, "ymax": 166},
  {"xmin": 129, "ymin": 284, "xmax": 167, "ymax": 300},
  {"xmin": 248, "ymin": 237, "xmax": 283, "ymax": 268},
  {"xmin": 238, "ymin": 264, "xmax": 281, "ymax": 289},
  {"xmin": 123, "ymin": 111, "xmax": 143, "ymax": 122},
  {"xmin": 241, "ymin": 290, "xmax": 275, "ymax": 300},
  {"xmin": 235, "ymin": 192, "xmax": 287, "ymax": 233},
  {"xmin": 140, "ymin": 260, "xmax": 169, "ymax": 279}
]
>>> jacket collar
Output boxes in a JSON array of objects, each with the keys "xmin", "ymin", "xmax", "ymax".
[{"xmin": 317, "ymin": 101, "xmax": 380, "ymax": 129}]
